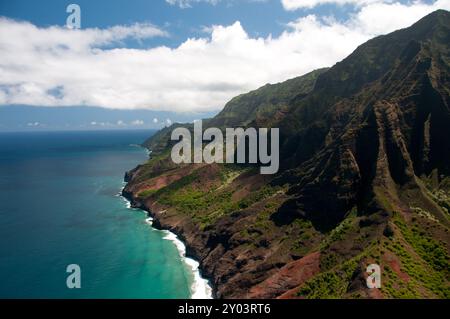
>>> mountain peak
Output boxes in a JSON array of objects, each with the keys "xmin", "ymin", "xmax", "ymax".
[
  {"xmin": 405, "ymin": 9, "xmax": 450, "ymax": 32},
  {"xmin": 422, "ymin": 8, "xmax": 449, "ymax": 21},
  {"xmin": 398, "ymin": 9, "xmax": 450, "ymax": 44}
]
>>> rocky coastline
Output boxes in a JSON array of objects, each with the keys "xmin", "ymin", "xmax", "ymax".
[{"xmin": 122, "ymin": 173, "xmax": 219, "ymax": 298}]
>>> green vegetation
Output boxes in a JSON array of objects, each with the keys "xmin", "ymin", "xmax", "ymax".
[
  {"xmin": 137, "ymin": 189, "xmax": 157, "ymax": 198},
  {"xmin": 296, "ymin": 206, "xmax": 449, "ymax": 299},
  {"xmin": 393, "ymin": 215, "xmax": 449, "ymax": 275},
  {"xmin": 149, "ymin": 164, "xmax": 284, "ymax": 228},
  {"xmin": 208, "ymin": 68, "xmax": 328, "ymax": 128},
  {"xmin": 428, "ymin": 189, "xmax": 450, "ymax": 216},
  {"xmin": 297, "ymin": 251, "xmax": 362, "ymax": 298},
  {"xmin": 381, "ymin": 264, "xmax": 421, "ymax": 298},
  {"xmin": 384, "ymin": 235, "xmax": 449, "ymax": 297},
  {"xmin": 319, "ymin": 211, "xmax": 357, "ymax": 251},
  {"xmin": 133, "ymin": 149, "xmax": 175, "ymax": 183}
]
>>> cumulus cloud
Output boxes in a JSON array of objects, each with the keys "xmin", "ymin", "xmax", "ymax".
[
  {"xmin": 131, "ymin": 119, "xmax": 145, "ymax": 125},
  {"xmin": 166, "ymin": 0, "xmax": 267, "ymax": 7},
  {"xmin": 281, "ymin": 0, "xmax": 385, "ymax": 10},
  {"xmin": 90, "ymin": 121, "xmax": 111, "ymax": 126},
  {"xmin": 166, "ymin": 0, "xmax": 221, "ymax": 8},
  {"xmin": 0, "ymin": 1, "xmax": 449, "ymax": 112},
  {"xmin": 27, "ymin": 122, "xmax": 42, "ymax": 127}
]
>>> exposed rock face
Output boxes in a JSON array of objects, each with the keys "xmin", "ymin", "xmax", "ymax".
[
  {"xmin": 124, "ymin": 10, "xmax": 450, "ymax": 299},
  {"xmin": 247, "ymin": 252, "xmax": 321, "ymax": 299}
]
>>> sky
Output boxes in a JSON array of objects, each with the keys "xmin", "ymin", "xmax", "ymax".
[{"xmin": 0, "ymin": 0, "xmax": 449, "ymax": 131}]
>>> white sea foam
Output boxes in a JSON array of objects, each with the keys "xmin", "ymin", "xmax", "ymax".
[
  {"xmin": 118, "ymin": 185, "xmax": 132, "ymax": 208},
  {"xmin": 121, "ymin": 192, "xmax": 213, "ymax": 299},
  {"xmin": 123, "ymin": 197, "xmax": 132, "ymax": 209},
  {"xmin": 162, "ymin": 230, "xmax": 213, "ymax": 299}
]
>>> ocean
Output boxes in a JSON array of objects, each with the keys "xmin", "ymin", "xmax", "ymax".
[{"xmin": 0, "ymin": 130, "xmax": 210, "ymax": 298}]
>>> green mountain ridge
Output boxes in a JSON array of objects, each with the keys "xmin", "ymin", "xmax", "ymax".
[
  {"xmin": 125, "ymin": 10, "xmax": 450, "ymax": 299},
  {"xmin": 142, "ymin": 67, "xmax": 328, "ymax": 152}
]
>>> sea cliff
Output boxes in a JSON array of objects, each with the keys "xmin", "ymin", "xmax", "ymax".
[{"xmin": 122, "ymin": 11, "xmax": 450, "ymax": 299}]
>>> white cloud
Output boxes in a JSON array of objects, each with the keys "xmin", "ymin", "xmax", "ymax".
[
  {"xmin": 281, "ymin": 0, "xmax": 385, "ymax": 10},
  {"xmin": 117, "ymin": 120, "xmax": 126, "ymax": 126},
  {"xmin": 27, "ymin": 122, "xmax": 42, "ymax": 127},
  {"xmin": 166, "ymin": 0, "xmax": 221, "ymax": 8},
  {"xmin": 153, "ymin": 118, "xmax": 159, "ymax": 123},
  {"xmin": 0, "ymin": 1, "xmax": 449, "ymax": 112},
  {"xmin": 131, "ymin": 119, "xmax": 145, "ymax": 125},
  {"xmin": 90, "ymin": 121, "xmax": 111, "ymax": 126},
  {"xmin": 166, "ymin": 119, "xmax": 173, "ymax": 126},
  {"xmin": 166, "ymin": 0, "xmax": 267, "ymax": 7}
]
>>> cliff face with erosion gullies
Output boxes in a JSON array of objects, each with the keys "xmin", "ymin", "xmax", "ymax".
[{"xmin": 123, "ymin": 10, "xmax": 450, "ymax": 299}]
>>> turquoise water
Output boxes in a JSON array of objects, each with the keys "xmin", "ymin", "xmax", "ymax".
[{"xmin": 0, "ymin": 130, "xmax": 193, "ymax": 298}]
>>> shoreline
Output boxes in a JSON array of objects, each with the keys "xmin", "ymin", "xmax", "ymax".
[{"xmin": 119, "ymin": 185, "xmax": 213, "ymax": 299}]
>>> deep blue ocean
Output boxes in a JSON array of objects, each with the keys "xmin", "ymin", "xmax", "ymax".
[{"xmin": 0, "ymin": 130, "xmax": 194, "ymax": 298}]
